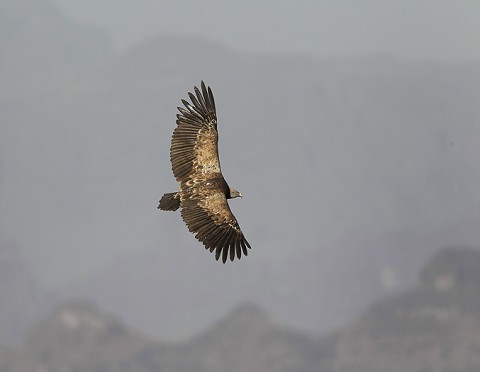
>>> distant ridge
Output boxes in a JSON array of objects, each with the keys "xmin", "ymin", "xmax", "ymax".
[
  {"xmin": 329, "ymin": 247, "xmax": 480, "ymax": 372},
  {"xmin": 3, "ymin": 248, "xmax": 480, "ymax": 371}
]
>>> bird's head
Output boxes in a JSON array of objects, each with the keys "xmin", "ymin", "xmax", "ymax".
[{"xmin": 229, "ymin": 188, "xmax": 242, "ymax": 199}]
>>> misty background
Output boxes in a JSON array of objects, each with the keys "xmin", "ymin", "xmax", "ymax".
[{"xmin": 1, "ymin": 0, "xmax": 480, "ymax": 370}]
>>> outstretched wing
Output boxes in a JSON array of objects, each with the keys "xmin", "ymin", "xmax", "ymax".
[
  {"xmin": 170, "ymin": 81, "xmax": 220, "ymax": 182},
  {"xmin": 180, "ymin": 191, "xmax": 251, "ymax": 263}
]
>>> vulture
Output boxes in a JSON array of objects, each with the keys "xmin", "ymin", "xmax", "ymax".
[{"xmin": 158, "ymin": 82, "xmax": 251, "ymax": 262}]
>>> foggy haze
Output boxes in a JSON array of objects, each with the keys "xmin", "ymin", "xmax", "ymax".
[
  {"xmin": 50, "ymin": 0, "xmax": 480, "ymax": 62},
  {"xmin": 1, "ymin": 0, "xmax": 480, "ymax": 367}
]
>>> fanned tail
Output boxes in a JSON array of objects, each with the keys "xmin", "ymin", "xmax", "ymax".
[{"xmin": 158, "ymin": 192, "xmax": 180, "ymax": 211}]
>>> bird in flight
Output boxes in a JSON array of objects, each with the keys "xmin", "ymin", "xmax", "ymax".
[{"xmin": 158, "ymin": 82, "xmax": 251, "ymax": 262}]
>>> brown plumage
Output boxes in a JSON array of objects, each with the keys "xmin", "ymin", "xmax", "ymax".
[{"xmin": 158, "ymin": 82, "xmax": 251, "ymax": 262}]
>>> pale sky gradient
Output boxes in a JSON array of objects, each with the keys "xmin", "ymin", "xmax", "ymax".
[{"xmin": 52, "ymin": 0, "xmax": 480, "ymax": 62}]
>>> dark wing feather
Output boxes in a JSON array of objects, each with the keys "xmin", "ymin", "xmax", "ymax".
[
  {"xmin": 170, "ymin": 81, "xmax": 220, "ymax": 182},
  {"xmin": 180, "ymin": 192, "xmax": 251, "ymax": 263}
]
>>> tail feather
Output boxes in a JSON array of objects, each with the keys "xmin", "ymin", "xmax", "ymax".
[{"xmin": 158, "ymin": 192, "xmax": 180, "ymax": 211}]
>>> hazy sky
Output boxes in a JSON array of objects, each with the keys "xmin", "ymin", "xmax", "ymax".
[{"xmin": 51, "ymin": 0, "xmax": 480, "ymax": 62}]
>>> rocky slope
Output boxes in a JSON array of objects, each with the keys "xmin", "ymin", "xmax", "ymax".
[{"xmin": 2, "ymin": 248, "xmax": 480, "ymax": 372}]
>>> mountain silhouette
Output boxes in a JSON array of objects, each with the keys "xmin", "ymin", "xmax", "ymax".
[{"xmin": 3, "ymin": 248, "xmax": 480, "ymax": 371}]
